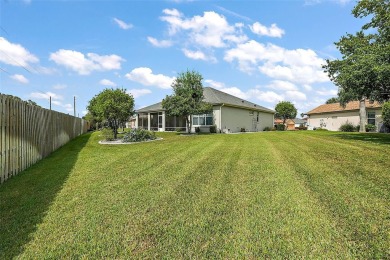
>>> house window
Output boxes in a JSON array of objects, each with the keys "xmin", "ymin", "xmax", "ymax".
[
  {"xmin": 367, "ymin": 112, "xmax": 376, "ymax": 125},
  {"xmin": 257, "ymin": 112, "xmax": 259, "ymax": 122},
  {"xmin": 192, "ymin": 114, "xmax": 213, "ymax": 126}
]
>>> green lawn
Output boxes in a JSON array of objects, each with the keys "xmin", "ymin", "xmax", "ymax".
[{"xmin": 1, "ymin": 131, "xmax": 389, "ymax": 259}]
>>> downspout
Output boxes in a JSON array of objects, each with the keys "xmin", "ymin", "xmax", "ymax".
[{"xmin": 220, "ymin": 104, "xmax": 224, "ymax": 132}]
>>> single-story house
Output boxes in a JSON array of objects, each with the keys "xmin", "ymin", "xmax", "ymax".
[
  {"xmin": 274, "ymin": 118, "xmax": 307, "ymax": 130},
  {"xmin": 294, "ymin": 118, "xmax": 307, "ymax": 128},
  {"xmin": 126, "ymin": 115, "xmax": 137, "ymax": 129},
  {"xmin": 135, "ymin": 87, "xmax": 275, "ymax": 133},
  {"xmin": 306, "ymin": 100, "xmax": 383, "ymax": 131}
]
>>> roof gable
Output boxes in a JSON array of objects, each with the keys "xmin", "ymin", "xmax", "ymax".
[
  {"xmin": 203, "ymin": 87, "xmax": 274, "ymax": 113},
  {"xmin": 307, "ymin": 100, "xmax": 382, "ymax": 115}
]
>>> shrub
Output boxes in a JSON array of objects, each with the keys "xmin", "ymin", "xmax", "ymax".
[
  {"xmin": 122, "ymin": 128, "xmax": 156, "ymax": 142},
  {"xmin": 382, "ymin": 102, "xmax": 390, "ymax": 128},
  {"xmin": 366, "ymin": 124, "xmax": 376, "ymax": 132},
  {"xmin": 355, "ymin": 125, "xmax": 361, "ymax": 132},
  {"xmin": 339, "ymin": 122, "xmax": 355, "ymax": 132},
  {"xmin": 101, "ymin": 128, "xmax": 115, "ymax": 141},
  {"xmin": 210, "ymin": 125, "xmax": 217, "ymax": 133},
  {"xmin": 240, "ymin": 128, "xmax": 246, "ymax": 132},
  {"xmin": 276, "ymin": 124, "xmax": 285, "ymax": 131},
  {"xmin": 263, "ymin": 126, "xmax": 271, "ymax": 131},
  {"xmin": 296, "ymin": 126, "xmax": 307, "ymax": 130},
  {"xmin": 195, "ymin": 127, "xmax": 200, "ymax": 133}
]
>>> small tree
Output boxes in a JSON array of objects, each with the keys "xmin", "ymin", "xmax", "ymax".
[
  {"xmin": 162, "ymin": 70, "xmax": 212, "ymax": 133},
  {"xmin": 87, "ymin": 88, "xmax": 134, "ymax": 139},
  {"xmin": 382, "ymin": 102, "xmax": 390, "ymax": 128},
  {"xmin": 275, "ymin": 101, "xmax": 297, "ymax": 125}
]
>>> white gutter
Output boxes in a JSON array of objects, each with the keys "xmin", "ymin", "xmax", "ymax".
[{"xmin": 220, "ymin": 103, "xmax": 224, "ymax": 131}]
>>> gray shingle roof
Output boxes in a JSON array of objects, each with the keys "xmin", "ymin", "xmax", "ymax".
[
  {"xmin": 136, "ymin": 87, "xmax": 275, "ymax": 113},
  {"xmin": 203, "ymin": 87, "xmax": 274, "ymax": 113}
]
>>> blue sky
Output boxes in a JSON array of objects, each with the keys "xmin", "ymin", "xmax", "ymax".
[{"xmin": 1, "ymin": 0, "xmax": 364, "ymax": 117}]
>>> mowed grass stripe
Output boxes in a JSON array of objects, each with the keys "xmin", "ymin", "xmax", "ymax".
[
  {"xmin": 17, "ymin": 134, "xmax": 223, "ymax": 258},
  {"xmin": 271, "ymin": 132, "xmax": 389, "ymax": 259},
  {"xmin": 0, "ymin": 131, "xmax": 389, "ymax": 259},
  {"xmin": 298, "ymin": 132, "xmax": 390, "ymax": 196}
]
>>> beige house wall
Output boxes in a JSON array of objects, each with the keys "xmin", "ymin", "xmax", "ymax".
[
  {"xmin": 220, "ymin": 106, "xmax": 274, "ymax": 133},
  {"xmin": 308, "ymin": 108, "xmax": 382, "ymax": 131}
]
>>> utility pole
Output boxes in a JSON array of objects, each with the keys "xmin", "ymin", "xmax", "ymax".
[
  {"xmin": 49, "ymin": 96, "xmax": 52, "ymax": 110},
  {"xmin": 74, "ymin": 96, "xmax": 76, "ymax": 117}
]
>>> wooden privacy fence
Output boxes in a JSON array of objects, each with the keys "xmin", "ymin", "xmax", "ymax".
[{"xmin": 0, "ymin": 94, "xmax": 88, "ymax": 184}]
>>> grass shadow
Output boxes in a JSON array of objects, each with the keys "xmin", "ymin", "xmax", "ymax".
[
  {"xmin": 331, "ymin": 132, "xmax": 390, "ymax": 145},
  {"xmin": 0, "ymin": 133, "xmax": 91, "ymax": 259}
]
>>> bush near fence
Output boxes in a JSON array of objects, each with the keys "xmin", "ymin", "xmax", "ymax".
[{"xmin": 0, "ymin": 94, "xmax": 88, "ymax": 184}]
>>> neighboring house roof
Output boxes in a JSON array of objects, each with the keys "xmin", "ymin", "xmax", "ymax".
[
  {"xmin": 294, "ymin": 118, "xmax": 307, "ymax": 124},
  {"xmin": 274, "ymin": 118, "xmax": 306, "ymax": 124},
  {"xmin": 307, "ymin": 100, "xmax": 382, "ymax": 115},
  {"xmin": 136, "ymin": 87, "xmax": 275, "ymax": 113}
]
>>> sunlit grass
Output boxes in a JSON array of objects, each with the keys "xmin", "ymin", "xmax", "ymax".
[{"xmin": 1, "ymin": 131, "xmax": 389, "ymax": 258}]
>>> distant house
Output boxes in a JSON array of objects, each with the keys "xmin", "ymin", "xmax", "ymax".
[
  {"xmin": 294, "ymin": 118, "xmax": 307, "ymax": 128},
  {"xmin": 274, "ymin": 118, "xmax": 307, "ymax": 130},
  {"xmin": 135, "ymin": 87, "xmax": 275, "ymax": 133},
  {"xmin": 126, "ymin": 115, "xmax": 136, "ymax": 129},
  {"xmin": 306, "ymin": 101, "xmax": 383, "ymax": 131}
]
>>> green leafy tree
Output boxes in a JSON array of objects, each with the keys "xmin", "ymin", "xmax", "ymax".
[
  {"xmin": 323, "ymin": 0, "xmax": 390, "ymax": 132},
  {"xmin": 82, "ymin": 112, "xmax": 102, "ymax": 130},
  {"xmin": 275, "ymin": 101, "xmax": 297, "ymax": 125},
  {"xmin": 87, "ymin": 88, "xmax": 134, "ymax": 139},
  {"xmin": 162, "ymin": 70, "xmax": 212, "ymax": 133},
  {"xmin": 382, "ymin": 102, "xmax": 390, "ymax": 129},
  {"xmin": 326, "ymin": 97, "xmax": 340, "ymax": 104}
]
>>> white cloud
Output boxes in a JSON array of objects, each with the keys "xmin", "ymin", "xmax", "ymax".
[
  {"xmin": 10, "ymin": 74, "xmax": 29, "ymax": 84},
  {"xmin": 284, "ymin": 90, "xmax": 307, "ymax": 101},
  {"xmin": 125, "ymin": 67, "xmax": 175, "ymax": 89},
  {"xmin": 204, "ymin": 79, "xmax": 248, "ymax": 99},
  {"xmin": 204, "ymin": 79, "xmax": 225, "ymax": 89},
  {"xmin": 316, "ymin": 88, "xmax": 338, "ymax": 96},
  {"xmin": 30, "ymin": 92, "xmax": 63, "ymax": 100},
  {"xmin": 0, "ymin": 37, "xmax": 39, "ymax": 67},
  {"xmin": 99, "ymin": 79, "xmax": 116, "ymax": 87},
  {"xmin": 225, "ymin": 40, "xmax": 329, "ymax": 84},
  {"xmin": 160, "ymin": 9, "xmax": 247, "ymax": 48},
  {"xmin": 303, "ymin": 84, "xmax": 313, "ymax": 91},
  {"xmin": 113, "ymin": 18, "xmax": 133, "ymax": 30},
  {"xmin": 127, "ymin": 89, "xmax": 152, "ymax": 98},
  {"xmin": 47, "ymin": 98, "xmax": 73, "ymax": 112},
  {"xmin": 266, "ymin": 80, "xmax": 297, "ymax": 91},
  {"xmin": 249, "ymin": 89, "xmax": 284, "ymax": 103},
  {"xmin": 53, "ymin": 84, "xmax": 67, "ymax": 90},
  {"xmin": 50, "ymin": 49, "xmax": 124, "ymax": 75},
  {"xmin": 250, "ymin": 22, "xmax": 285, "ymax": 38},
  {"xmin": 63, "ymin": 103, "xmax": 73, "ymax": 112},
  {"xmin": 182, "ymin": 49, "xmax": 216, "ymax": 62},
  {"xmin": 219, "ymin": 87, "xmax": 249, "ymax": 99},
  {"xmin": 147, "ymin": 37, "xmax": 173, "ymax": 48}
]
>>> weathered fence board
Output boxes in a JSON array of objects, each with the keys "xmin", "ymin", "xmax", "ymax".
[{"xmin": 0, "ymin": 94, "xmax": 88, "ymax": 184}]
